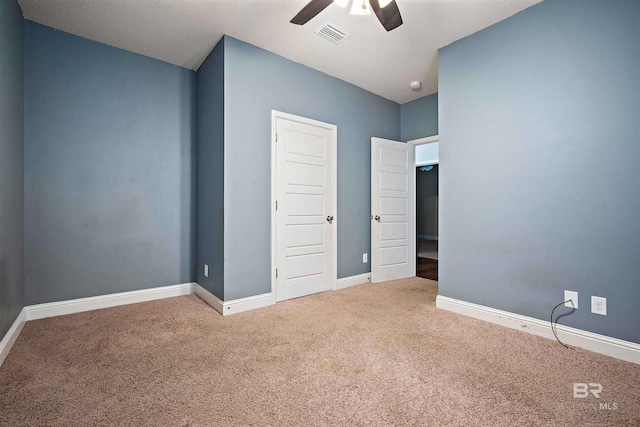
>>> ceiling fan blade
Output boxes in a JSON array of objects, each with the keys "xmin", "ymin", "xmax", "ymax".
[
  {"xmin": 291, "ymin": 0, "xmax": 334, "ymax": 25},
  {"xmin": 369, "ymin": 0, "xmax": 403, "ymax": 32}
]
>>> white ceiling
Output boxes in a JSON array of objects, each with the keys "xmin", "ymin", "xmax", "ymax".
[{"xmin": 18, "ymin": 0, "xmax": 542, "ymax": 104}]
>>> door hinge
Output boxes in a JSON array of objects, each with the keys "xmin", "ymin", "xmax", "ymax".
[
  {"xmin": 276, "ymin": 200, "xmax": 278, "ymax": 210},
  {"xmin": 276, "ymin": 133, "xmax": 278, "ymax": 143},
  {"xmin": 276, "ymin": 268, "xmax": 278, "ymax": 278}
]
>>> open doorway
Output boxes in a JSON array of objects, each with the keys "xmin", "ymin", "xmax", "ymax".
[{"xmin": 409, "ymin": 136, "xmax": 439, "ymax": 281}]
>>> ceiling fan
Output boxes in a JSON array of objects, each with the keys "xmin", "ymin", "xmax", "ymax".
[{"xmin": 291, "ymin": 0, "xmax": 403, "ymax": 32}]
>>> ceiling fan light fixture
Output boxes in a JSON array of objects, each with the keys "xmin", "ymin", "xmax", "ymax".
[
  {"xmin": 334, "ymin": 0, "xmax": 350, "ymax": 8},
  {"xmin": 291, "ymin": 0, "xmax": 402, "ymax": 31},
  {"xmin": 350, "ymin": 0, "xmax": 371, "ymax": 16}
]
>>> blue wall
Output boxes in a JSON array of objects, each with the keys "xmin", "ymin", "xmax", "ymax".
[
  {"xmin": 400, "ymin": 93, "xmax": 438, "ymax": 141},
  {"xmin": 0, "ymin": 0, "xmax": 24, "ymax": 338},
  {"xmin": 223, "ymin": 36, "xmax": 400, "ymax": 300},
  {"xmin": 438, "ymin": 0, "xmax": 640, "ymax": 343},
  {"xmin": 24, "ymin": 22, "xmax": 196, "ymax": 304},
  {"xmin": 196, "ymin": 38, "xmax": 225, "ymax": 300}
]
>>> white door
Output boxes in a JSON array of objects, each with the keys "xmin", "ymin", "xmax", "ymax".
[
  {"xmin": 371, "ymin": 137, "xmax": 415, "ymax": 283},
  {"xmin": 274, "ymin": 113, "xmax": 336, "ymax": 301}
]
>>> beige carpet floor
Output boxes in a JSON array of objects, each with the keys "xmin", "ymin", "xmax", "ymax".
[{"xmin": 1, "ymin": 278, "xmax": 638, "ymax": 426}]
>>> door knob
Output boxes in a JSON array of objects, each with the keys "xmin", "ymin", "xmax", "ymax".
[
  {"xmin": 326, "ymin": 215, "xmax": 334, "ymax": 224},
  {"xmin": 374, "ymin": 215, "xmax": 380, "ymax": 221}
]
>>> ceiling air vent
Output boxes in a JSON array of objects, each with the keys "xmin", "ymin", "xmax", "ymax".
[{"xmin": 315, "ymin": 22, "xmax": 350, "ymax": 45}]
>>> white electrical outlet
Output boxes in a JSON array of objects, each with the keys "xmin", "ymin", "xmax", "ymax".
[
  {"xmin": 204, "ymin": 264, "xmax": 209, "ymax": 278},
  {"xmin": 564, "ymin": 290, "xmax": 578, "ymax": 309},
  {"xmin": 591, "ymin": 296, "xmax": 607, "ymax": 315},
  {"xmin": 363, "ymin": 253, "xmax": 368, "ymax": 263}
]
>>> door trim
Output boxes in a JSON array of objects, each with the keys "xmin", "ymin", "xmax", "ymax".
[
  {"xmin": 408, "ymin": 135, "xmax": 439, "ymax": 146},
  {"xmin": 270, "ymin": 110, "xmax": 338, "ymax": 303}
]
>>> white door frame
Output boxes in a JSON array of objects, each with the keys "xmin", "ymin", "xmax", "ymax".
[
  {"xmin": 408, "ymin": 135, "xmax": 439, "ymax": 263},
  {"xmin": 270, "ymin": 110, "xmax": 338, "ymax": 304}
]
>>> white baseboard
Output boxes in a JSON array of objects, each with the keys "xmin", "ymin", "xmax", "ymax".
[
  {"xmin": 195, "ymin": 273, "xmax": 371, "ymax": 316},
  {"xmin": 335, "ymin": 273, "xmax": 371, "ymax": 290},
  {"xmin": 26, "ymin": 282, "xmax": 196, "ymax": 321},
  {"xmin": 0, "ymin": 308, "xmax": 27, "ymax": 367},
  {"xmin": 436, "ymin": 295, "xmax": 640, "ymax": 365},
  {"xmin": 1, "ymin": 282, "xmax": 196, "ymax": 368},
  {"xmin": 194, "ymin": 284, "xmax": 223, "ymax": 313},
  {"xmin": 195, "ymin": 284, "xmax": 273, "ymax": 316}
]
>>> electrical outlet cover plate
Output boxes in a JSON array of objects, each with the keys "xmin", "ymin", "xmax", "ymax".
[
  {"xmin": 591, "ymin": 296, "xmax": 607, "ymax": 315},
  {"xmin": 565, "ymin": 290, "xmax": 578, "ymax": 309}
]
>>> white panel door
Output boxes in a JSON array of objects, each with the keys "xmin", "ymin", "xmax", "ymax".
[
  {"xmin": 371, "ymin": 137, "xmax": 415, "ymax": 283},
  {"xmin": 276, "ymin": 116, "xmax": 335, "ymax": 301}
]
